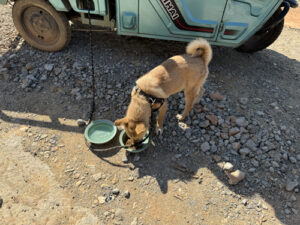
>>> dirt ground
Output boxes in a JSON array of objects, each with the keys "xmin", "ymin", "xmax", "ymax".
[
  {"xmin": 0, "ymin": 3, "xmax": 300, "ymax": 225},
  {"xmin": 285, "ymin": 7, "xmax": 300, "ymax": 29}
]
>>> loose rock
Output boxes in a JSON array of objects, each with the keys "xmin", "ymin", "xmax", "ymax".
[
  {"xmin": 25, "ymin": 63, "xmax": 33, "ymax": 71},
  {"xmin": 131, "ymin": 217, "xmax": 138, "ymax": 225},
  {"xmin": 77, "ymin": 119, "xmax": 86, "ymax": 127},
  {"xmin": 98, "ymin": 196, "xmax": 106, "ymax": 204},
  {"xmin": 223, "ymin": 162, "xmax": 234, "ymax": 172},
  {"xmin": 271, "ymin": 161, "xmax": 280, "ymax": 168},
  {"xmin": 210, "ymin": 93, "xmax": 225, "ymax": 101},
  {"xmin": 232, "ymin": 142, "xmax": 241, "ymax": 151},
  {"xmin": 75, "ymin": 181, "xmax": 82, "ymax": 187},
  {"xmin": 239, "ymin": 97, "xmax": 248, "ymax": 105},
  {"xmin": 199, "ymin": 120, "xmax": 210, "ymax": 128},
  {"xmin": 289, "ymin": 156, "xmax": 297, "ymax": 164},
  {"xmin": 201, "ymin": 142, "xmax": 210, "ymax": 152},
  {"xmin": 242, "ymin": 199, "xmax": 248, "ymax": 206},
  {"xmin": 239, "ymin": 148, "xmax": 250, "ymax": 156},
  {"xmin": 206, "ymin": 114, "xmax": 218, "ymax": 125},
  {"xmin": 112, "ymin": 188, "xmax": 120, "ymax": 195},
  {"xmin": 92, "ymin": 173, "xmax": 102, "ymax": 182},
  {"xmin": 124, "ymin": 190, "xmax": 130, "ymax": 198},
  {"xmin": 226, "ymin": 170, "xmax": 245, "ymax": 185},
  {"xmin": 286, "ymin": 181, "xmax": 299, "ymax": 192},
  {"xmin": 44, "ymin": 64, "xmax": 54, "ymax": 71},
  {"xmin": 236, "ymin": 117, "xmax": 248, "ymax": 127},
  {"xmin": 229, "ymin": 128, "xmax": 239, "ymax": 136}
]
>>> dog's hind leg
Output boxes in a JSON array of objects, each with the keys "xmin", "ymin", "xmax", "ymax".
[
  {"xmin": 176, "ymin": 86, "xmax": 199, "ymax": 121},
  {"xmin": 156, "ymin": 100, "xmax": 167, "ymax": 135},
  {"xmin": 193, "ymin": 87, "xmax": 205, "ymax": 105}
]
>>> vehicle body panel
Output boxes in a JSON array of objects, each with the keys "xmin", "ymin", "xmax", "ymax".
[
  {"xmin": 218, "ymin": 0, "xmax": 282, "ymax": 45},
  {"xmin": 49, "ymin": 0, "xmax": 69, "ymax": 12},
  {"xmin": 0, "ymin": 0, "xmax": 286, "ymax": 48}
]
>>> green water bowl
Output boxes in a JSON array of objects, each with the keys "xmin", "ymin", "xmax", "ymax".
[
  {"xmin": 84, "ymin": 119, "xmax": 117, "ymax": 144},
  {"xmin": 119, "ymin": 130, "xmax": 150, "ymax": 153}
]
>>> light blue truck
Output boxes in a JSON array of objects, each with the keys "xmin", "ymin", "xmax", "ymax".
[{"xmin": 0, "ymin": 0, "xmax": 298, "ymax": 52}]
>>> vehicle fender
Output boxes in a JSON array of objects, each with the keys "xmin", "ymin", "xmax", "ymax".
[{"xmin": 49, "ymin": 0, "xmax": 71, "ymax": 12}]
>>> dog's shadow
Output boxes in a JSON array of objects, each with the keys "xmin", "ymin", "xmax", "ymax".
[{"xmin": 124, "ymin": 146, "xmax": 203, "ymax": 194}]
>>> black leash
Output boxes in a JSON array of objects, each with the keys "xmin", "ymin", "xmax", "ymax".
[
  {"xmin": 87, "ymin": 0, "xmax": 96, "ymax": 124},
  {"xmin": 85, "ymin": 1, "xmax": 125, "ymax": 152}
]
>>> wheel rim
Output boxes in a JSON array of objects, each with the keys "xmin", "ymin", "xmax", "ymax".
[{"xmin": 22, "ymin": 6, "xmax": 60, "ymax": 46}]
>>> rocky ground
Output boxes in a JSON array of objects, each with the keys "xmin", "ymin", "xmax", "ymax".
[{"xmin": 0, "ymin": 4, "xmax": 300, "ymax": 225}]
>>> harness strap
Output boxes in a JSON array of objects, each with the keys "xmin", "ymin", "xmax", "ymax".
[{"xmin": 134, "ymin": 86, "xmax": 165, "ymax": 111}]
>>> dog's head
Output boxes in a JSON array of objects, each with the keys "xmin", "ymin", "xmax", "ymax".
[{"xmin": 115, "ymin": 117, "xmax": 148, "ymax": 143}]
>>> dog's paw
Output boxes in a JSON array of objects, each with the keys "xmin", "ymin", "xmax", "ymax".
[
  {"xmin": 176, "ymin": 114, "xmax": 185, "ymax": 121},
  {"xmin": 155, "ymin": 127, "xmax": 163, "ymax": 136},
  {"xmin": 116, "ymin": 125, "xmax": 124, "ymax": 131}
]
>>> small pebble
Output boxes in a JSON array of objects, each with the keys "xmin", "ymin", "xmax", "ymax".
[
  {"xmin": 77, "ymin": 119, "xmax": 86, "ymax": 127},
  {"xmin": 235, "ymin": 117, "xmax": 248, "ymax": 127},
  {"xmin": 289, "ymin": 156, "xmax": 297, "ymax": 164},
  {"xmin": 98, "ymin": 196, "xmax": 106, "ymax": 204},
  {"xmin": 239, "ymin": 148, "xmax": 250, "ymax": 156},
  {"xmin": 201, "ymin": 142, "xmax": 210, "ymax": 152},
  {"xmin": 92, "ymin": 173, "xmax": 102, "ymax": 182},
  {"xmin": 133, "ymin": 154, "xmax": 140, "ymax": 162},
  {"xmin": 291, "ymin": 208, "xmax": 298, "ymax": 215},
  {"xmin": 124, "ymin": 190, "xmax": 130, "ymax": 198},
  {"xmin": 285, "ymin": 208, "xmax": 291, "ymax": 214},
  {"xmin": 226, "ymin": 170, "xmax": 246, "ymax": 185},
  {"xmin": 248, "ymin": 168, "xmax": 256, "ymax": 173},
  {"xmin": 112, "ymin": 188, "xmax": 120, "ymax": 195},
  {"xmin": 223, "ymin": 162, "xmax": 234, "ymax": 172},
  {"xmin": 272, "ymin": 161, "xmax": 280, "ymax": 168},
  {"xmin": 210, "ymin": 93, "xmax": 225, "ymax": 101},
  {"xmin": 239, "ymin": 97, "xmax": 248, "ymax": 105},
  {"xmin": 286, "ymin": 181, "xmax": 299, "ymax": 192},
  {"xmin": 131, "ymin": 217, "xmax": 138, "ymax": 225},
  {"xmin": 290, "ymin": 195, "xmax": 297, "ymax": 201},
  {"xmin": 75, "ymin": 181, "xmax": 82, "ymax": 187}
]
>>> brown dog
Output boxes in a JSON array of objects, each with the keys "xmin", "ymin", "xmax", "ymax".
[{"xmin": 115, "ymin": 38, "xmax": 212, "ymax": 142}]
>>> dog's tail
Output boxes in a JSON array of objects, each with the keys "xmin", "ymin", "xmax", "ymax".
[{"xmin": 186, "ymin": 38, "xmax": 212, "ymax": 66}]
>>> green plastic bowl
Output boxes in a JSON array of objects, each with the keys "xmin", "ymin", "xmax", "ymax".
[
  {"xmin": 119, "ymin": 130, "xmax": 150, "ymax": 153},
  {"xmin": 84, "ymin": 119, "xmax": 117, "ymax": 144}
]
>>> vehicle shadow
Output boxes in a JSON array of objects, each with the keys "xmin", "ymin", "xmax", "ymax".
[{"xmin": 0, "ymin": 30, "xmax": 299, "ymax": 225}]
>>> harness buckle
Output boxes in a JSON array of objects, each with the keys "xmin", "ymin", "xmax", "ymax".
[{"xmin": 149, "ymin": 97, "xmax": 156, "ymax": 105}]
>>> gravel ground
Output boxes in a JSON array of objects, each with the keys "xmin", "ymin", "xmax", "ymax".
[{"xmin": 0, "ymin": 4, "xmax": 300, "ymax": 225}]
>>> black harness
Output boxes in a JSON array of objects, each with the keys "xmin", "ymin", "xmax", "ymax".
[{"xmin": 133, "ymin": 86, "xmax": 165, "ymax": 112}]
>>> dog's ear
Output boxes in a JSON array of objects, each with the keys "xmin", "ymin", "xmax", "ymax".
[
  {"xmin": 135, "ymin": 123, "xmax": 147, "ymax": 135},
  {"xmin": 114, "ymin": 118, "xmax": 128, "ymax": 129}
]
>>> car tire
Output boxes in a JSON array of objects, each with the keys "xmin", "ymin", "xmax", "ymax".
[
  {"xmin": 12, "ymin": 0, "xmax": 71, "ymax": 52},
  {"xmin": 236, "ymin": 9, "xmax": 284, "ymax": 53}
]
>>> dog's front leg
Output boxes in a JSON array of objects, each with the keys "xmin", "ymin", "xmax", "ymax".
[{"xmin": 156, "ymin": 100, "xmax": 167, "ymax": 135}]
